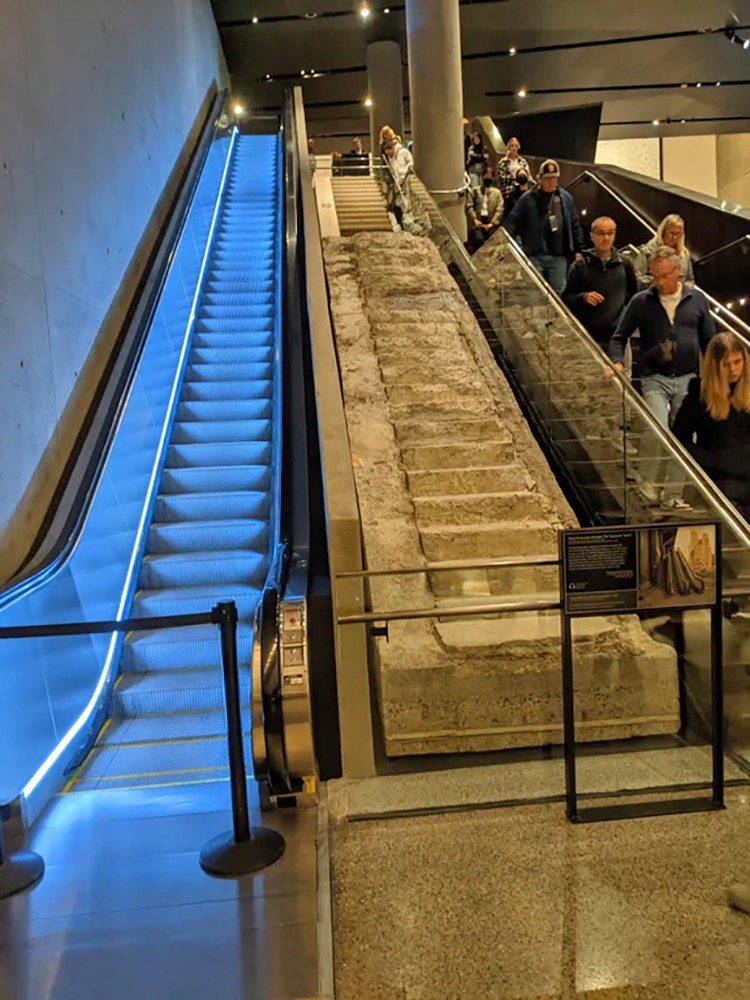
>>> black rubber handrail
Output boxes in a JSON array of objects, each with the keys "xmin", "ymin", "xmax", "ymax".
[{"xmin": 2, "ymin": 88, "xmax": 227, "ymax": 601}]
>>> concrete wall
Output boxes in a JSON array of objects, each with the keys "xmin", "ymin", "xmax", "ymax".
[
  {"xmin": 595, "ymin": 138, "xmax": 661, "ymax": 180},
  {"xmin": 717, "ymin": 133, "xmax": 750, "ymax": 207},
  {"xmin": 661, "ymin": 135, "xmax": 718, "ymax": 198},
  {"xmin": 0, "ymin": 0, "xmax": 228, "ymax": 579}
]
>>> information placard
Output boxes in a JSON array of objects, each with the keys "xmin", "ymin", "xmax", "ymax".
[{"xmin": 561, "ymin": 523, "xmax": 717, "ymax": 617}]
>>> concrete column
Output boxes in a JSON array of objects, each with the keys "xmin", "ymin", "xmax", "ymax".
[
  {"xmin": 717, "ymin": 133, "xmax": 750, "ymax": 206},
  {"xmin": 366, "ymin": 40, "xmax": 404, "ymax": 157},
  {"xmin": 405, "ymin": 0, "xmax": 466, "ymax": 237}
]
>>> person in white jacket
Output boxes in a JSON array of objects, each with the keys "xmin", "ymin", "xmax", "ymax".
[{"xmin": 386, "ymin": 139, "xmax": 413, "ymax": 186}]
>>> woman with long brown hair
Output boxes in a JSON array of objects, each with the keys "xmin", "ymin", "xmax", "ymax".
[{"xmin": 673, "ymin": 332, "xmax": 750, "ymax": 518}]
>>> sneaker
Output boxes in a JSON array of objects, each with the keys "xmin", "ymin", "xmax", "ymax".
[
  {"xmin": 639, "ymin": 483, "xmax": 661, "ymax": 505},
  {"xmin": 660, "ymin": 497, "xmax": 693, "ymax": 512}
]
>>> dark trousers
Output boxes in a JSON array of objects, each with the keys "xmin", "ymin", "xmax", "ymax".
[{"xmin": 469, "ymin": 216, "xmax": 498, "ymax": 253}]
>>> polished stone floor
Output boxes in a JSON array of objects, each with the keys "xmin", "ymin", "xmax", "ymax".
[
  {"xmin": 0, "ymin": 782, "xmax": 319, "ymax": 1000},
  {"xmin": 330, "ymin": 756, "xmax": 750, "ymax": 999}
]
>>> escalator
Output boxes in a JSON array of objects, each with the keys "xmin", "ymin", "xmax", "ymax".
[
  {"xmin": 0, "ymin": 94, "xmax": 330, "ymax": 828},
  {"xmin": 71, "ymin": 133, "xmax": 278, "ymax": 791}
]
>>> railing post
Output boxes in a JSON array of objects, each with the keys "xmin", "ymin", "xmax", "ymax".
[
  {"xmin": 200, "ymin": 601, "xmax": 285, "ymax": 878},
  {"xmin": 0, "ymin": 820, "xmax": 44, "ymax": 899}
]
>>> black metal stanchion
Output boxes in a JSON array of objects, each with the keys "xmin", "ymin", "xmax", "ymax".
[
  {"xmin": 200, "ymin": 601, "xmax": 285, "ymax": 877},
  {"xmin": 0, "ymin": 822, "xmax": 44, "ymax": 900}
]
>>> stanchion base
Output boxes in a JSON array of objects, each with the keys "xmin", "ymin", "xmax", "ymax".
[
  {"xmin": 200, "ymin": 828, "xmax": 285, "ymax": 878},
  {"xmin": 0, "ymin": 850, "xmax": 45, "ymax": 899}
]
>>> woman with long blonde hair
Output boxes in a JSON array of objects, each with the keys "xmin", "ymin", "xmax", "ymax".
[
  {"xmin": 674, "ymin": 332, "xmax": 750, "ymax": 518},
  {"xmin": 635, "ymin": 213, "xmax": 695, "ymax": 288}
]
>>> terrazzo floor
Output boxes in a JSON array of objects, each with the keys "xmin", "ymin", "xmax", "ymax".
[{"xmin": 329, "ymin": 753, "xmax": 750, "ymax": 999}]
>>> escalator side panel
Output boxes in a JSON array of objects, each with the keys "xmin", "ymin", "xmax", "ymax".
[{"xmin": 0, "ymin": 137, "xmax": 233, "ymax": 815}]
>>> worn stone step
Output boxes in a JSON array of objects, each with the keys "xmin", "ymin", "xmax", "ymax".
[
  {"xmin": 420, "ymin": 521, "xmax": 558, "ymax": 561},
  {"xmin": 407, "ymin": 466, "xmax": 530, "ymax": 497},
  {"xmin": 386, "ymin": 382, "xmax": 493, "ymax": 407},
  {"xmin": 402, "ymin": 441, "xmax": 516, "ymax": 471},
  {"xmin": 414, "ymin": 492, "xmax": 550, "ymax": 526},
  {"xmin": 389, "ymin": 398, "xmax": 491, "ymax": 420},
  {"xmin": 394, "ymin": 417, "xmax": 509, "ymax": 446},
  {"xmin": 435, "ymin": 613, "xmax": 620, "ymax": 659}
]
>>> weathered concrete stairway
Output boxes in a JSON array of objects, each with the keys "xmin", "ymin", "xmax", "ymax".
[
  {"xmin": 324, "ymin": 231, "xmax": 680, "ymax": 756},
  {"xmin": 330, "ymin": 176, "xmax": 392, "ymax": 234}
]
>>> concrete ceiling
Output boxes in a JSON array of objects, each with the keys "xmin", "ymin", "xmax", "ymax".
[{"xmin": 212, "ymin": 0, "xmax": 750, "ymax": 144}]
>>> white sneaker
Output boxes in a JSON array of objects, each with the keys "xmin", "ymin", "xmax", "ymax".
[
  {"xmin": 660, "ymin": 497, "xmax": 693, "ymax": 512},
  {"xmin": 639, "ymin": 484, "xmax": 661, "ymax": 505}
]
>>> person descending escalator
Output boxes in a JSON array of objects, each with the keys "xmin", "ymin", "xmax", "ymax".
[
  {"xmin": 502, "ymin": 168, "xmax": 532, "ymax": 221},
  {"xmin": 495, "ymin": 136, "xmax": 531, "ymax": 201},
  {"xmin": 466, "ymin": 170, "xmax": 503, "ymax": 252},
  {"xmin": 634, "ymin": 214, "xmax": 695, "ymax": 288},
  {"xmin": 673, "ymin": 332, "xmax": 750, "ymax": 520},
  {"xmin": 608, "ymin": 247, "xmax": 716, "ymax": 511},
  {"xmin": 563, "ymin": 216, "xmax": 638, "ymax": 356},
  {"xmin": 504, "ymin": 158, "xmax": 585, "ymax": 295}
]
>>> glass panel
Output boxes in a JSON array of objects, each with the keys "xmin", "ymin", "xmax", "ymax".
[
  {"xmin": 0, "ymin": 135, "xmax": 233, "ymax": 805},
  {"xmin": 406, "ymin": 174, "xmax": 750, "ymax": 768}
]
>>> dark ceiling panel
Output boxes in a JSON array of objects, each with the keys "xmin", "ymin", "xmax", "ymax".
[{"xmin": 212, "ymin": 0, "xmax": 750, "ymax": 137}]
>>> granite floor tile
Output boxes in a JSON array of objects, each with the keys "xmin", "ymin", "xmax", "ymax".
[
  {"xmin": 330, "ymin": 789, "xmax": 750, "ymax": 999},
  {"xmin": 328, "ymin": 747, "xmax": 746, "ymax": 821}
]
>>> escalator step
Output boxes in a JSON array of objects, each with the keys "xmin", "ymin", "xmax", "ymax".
[{"xmin": 139, "ymin": 548, "xmax": 267, "ymax": 589}]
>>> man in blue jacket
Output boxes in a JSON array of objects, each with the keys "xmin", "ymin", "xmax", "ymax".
[
  {"xmin": 609, "ymin": 246, "xmax": 716, "ymax": 509},
  {"xmin": 504, "ymin": 158, "xmax": 585, "ymax": 294}
]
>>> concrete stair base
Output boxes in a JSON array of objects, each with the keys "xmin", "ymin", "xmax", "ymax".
[{"xmin": 323, "ymin": 232, "xmax": 680, "ymax": 758}]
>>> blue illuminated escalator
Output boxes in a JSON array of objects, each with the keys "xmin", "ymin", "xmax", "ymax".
[{"xmin": 70, "ymin": 134, "xmax": 280, "ymax": 791}]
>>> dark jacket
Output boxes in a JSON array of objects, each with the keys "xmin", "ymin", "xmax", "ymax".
[
  {"xmin": 503, "ymin": 182, "xmax": 533, "ymax": 220},
  {"xmin": 504, "ymin": 187, "xmax": 585, "ymax": 259},
  {"xmin": 608, "ymin": 284, "xmax": 716, "ymax": 377},
  {"xmin": 563, "ymin": 249, "xmax": 638, "ymax": 345},
  {"xmin": 673, "ymin": 378, "xmax": 750, "ymax": 500}
]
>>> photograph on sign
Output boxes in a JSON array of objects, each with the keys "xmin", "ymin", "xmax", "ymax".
[{"xmin": 637, "ymin": 525, "xmax": 716, "ymax": 609}]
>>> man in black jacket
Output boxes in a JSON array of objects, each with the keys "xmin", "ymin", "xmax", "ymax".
[
  {"xmin": 609, "ymin": 247, "xmax": 716, "ymax": 509},
  {"xmin": 563, "ymin": 217, "xmax": 638, "ymax": 352}
]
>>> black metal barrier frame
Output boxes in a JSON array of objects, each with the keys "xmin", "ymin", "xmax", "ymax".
[
  {"xmin": 337, "ymin": 544, "xmax": 728, "ymax": 824},
  {"xmin": 559, "ymin": 521, "xmax": 725, "ymax": 824},
  {"xmin": 0, "ymin": 601, "xmax": 284, "ymax": 899}
]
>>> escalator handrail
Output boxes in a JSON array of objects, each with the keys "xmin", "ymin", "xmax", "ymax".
[
  {"xmin": 408, "ymin": 174, "xmax": 750, "ymax": 550},
  {"xmin": 695, "ymin": 233, "xmax": 750, "ymax": 265},
  {"xmin": 0, "ymin": 89, "xmax": 228, "ymax": 607}
]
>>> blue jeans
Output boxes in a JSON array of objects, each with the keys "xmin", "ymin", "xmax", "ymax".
[
  {"xmin": 640, "ymin": 373, "xmax": 695, "ymax": 499},
  {"xmin": 528, "ymin": 254, "xmax": 568, "ymax": 295}
]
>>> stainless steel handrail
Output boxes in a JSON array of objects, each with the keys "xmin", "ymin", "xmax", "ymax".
[
  {"xmin": 338, "ymin": 597, "xmax": 560, "ymax": 626},
  {"xmin": 335, "ymin": 555, "xmax": 559, "ymax": 579},
  {"xmin": 408, "ymin": 174, "xmax": 750, "ymax": 549}
]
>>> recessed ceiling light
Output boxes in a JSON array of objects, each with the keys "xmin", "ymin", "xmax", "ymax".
[
  {"xmin": 517, "ymin": 88, "xmax": 527, "ymax": 98},
  {"xmin": 233, "ymin": 104, "xmax": 244, "ymax": 115},
  {"xmin": 251, "ymin": 16, "xmax": 258, "ymax": 23},
  {"xmin": 652, "ymin": 119, "xmax": 660, "ymax": 125},
  {"xmin": 696, "ymin": 81, "xmax": 702, "ymax": 88},
  {"xmin": 509, "ymin": 47, "xmax": 517, "ymax": 56},
  {"xmin": 364, "ymin": 96, "xmax": 373, "ymax": 107},
  {"xmin": 716, "ymin": 81, "xmax": 722, "ymax": 86},
  {"xmin": 359, "ymin": 3, "xmax": 371, "ymax": 18}
]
